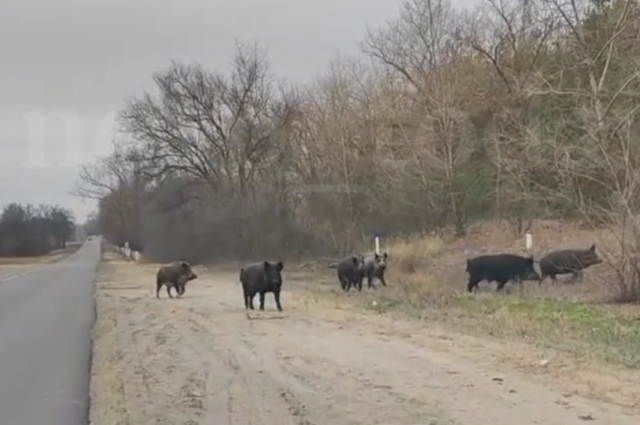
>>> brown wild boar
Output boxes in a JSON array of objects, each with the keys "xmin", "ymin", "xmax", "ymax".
[
  {"xmin": 538, "ymin": 244, "xmax": 602, "ymax": 284},
  {"xmin": 156, "ymin": 260, "xmax": 198, "ymax": 298},
  {"xmin": 362, "ymin": 252, "xmax": 389, "ymax": 288}
]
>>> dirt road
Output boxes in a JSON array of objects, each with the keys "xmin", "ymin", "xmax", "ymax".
[{"xmin": 90, "ymin": 256, "xmax": 639, "ymax": 425}]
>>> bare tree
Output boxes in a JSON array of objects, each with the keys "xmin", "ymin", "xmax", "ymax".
[
  {"xmin": 119, "ymin": 41, "xmax": 297, "ymax": 196},
  {"xmin": 515, "ymin": 0, "xmax": 640, "ymax": 301},
  {"xmin": 78, "ymin": 0, "xmax": 640, "ymax": 275}
]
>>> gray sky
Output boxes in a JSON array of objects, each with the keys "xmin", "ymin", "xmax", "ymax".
[{"xmin": 0, "ymin": 0, "xmax": 476, "ymax": 222}]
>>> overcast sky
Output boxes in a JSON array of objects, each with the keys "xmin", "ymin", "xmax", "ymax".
[{"xmin": 0, "ymin": 0, "xmax": 478, "ymax": 222}]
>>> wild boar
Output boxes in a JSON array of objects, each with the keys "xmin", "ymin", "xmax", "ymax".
[
  {"xmin": 466, "ymin": 253, "xmax": 540, "ymax": 292},
  {"xmin": 328, "ymin": 255, "xmax": 365, "ymax": 291},
  {"xmin": 239, "ymin": 261, "xmax": 284, "ymax": 311},
  {"xmin": 362, "ymin": 252, "xmax": 388, "ymax": 289},
  {"xmin": 538, "ymin": 244, "xmax": 602, "ymax": 284},
  {"xmin": 156, "ymin": 260, "xmax": 198, "ymax": 298}
]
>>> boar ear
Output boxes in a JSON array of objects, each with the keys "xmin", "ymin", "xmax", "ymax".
[
  {"xmin": 181, "ymin": 261, "xmax": 189, "ymax": 269},
  {"xmin": 589, "ymin": 243, "xmax": 596, "ymax": 252},
  {"xmin": 374, "ymin": 253, "xmax": 380, "ymax": 260},
  {"xmin": 383, "ymin": 252, "xmax": 388, "ymax": 259},
  {"xmin": 276, "ymin": 261, "xmax": 284, "ymax": 271},
  {"xmin": 263, "ymin": 261, "xmax": 271, "ymax": 270},
  {"xmin": 351, "ymin": 256, "xmax": 358, "ymax": 265}
]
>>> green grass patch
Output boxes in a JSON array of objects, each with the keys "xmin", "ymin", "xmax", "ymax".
[
  {"xmin": 363, "ymin": 291, "xmax": 640, "ymax": 368},
  {"xmin": 292, "ymin": 267, "xmax": 640, "ymax": 369}
]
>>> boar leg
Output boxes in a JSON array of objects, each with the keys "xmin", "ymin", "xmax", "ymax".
[
  {"xmin": 346, "ymin": 279, "xmax": 354, "ymax": 291},
  {"xmin": 496, "ymin": 279, "xmax": 509, "ymax": 292},
  {"xmin": 274, "ymin": 290, "xmax": 283, "ymax": 312},
  {"xmin": 467, "ymin": 277, "xmax": 481, "ymax": 293},
  {"xmin": 244, "ymin": 290, "xmax": 256, "ymax": 310},
  {"xmin": 243, "ymin": 291, "xmax": 250, "ymax": 309},
  {"xmin": 514, "ymin": 277, "xmax": 524, "ymax": 291},
  {"xmin": 538, "ymin": 273, "xmax": 547, "ymax": 286},
  {"xmin": 570, "ymin": 270, "xmax": 584, "ymax": 283},
  {"xmin": 341, "ymin": 279, "xmax": 349, "ymax": 291}
]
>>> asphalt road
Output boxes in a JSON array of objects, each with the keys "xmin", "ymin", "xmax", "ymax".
[
  {"xmin": 0, "ymin": 266, "xmax": 38, "ymax": 282},
  {"xmin": 0, "ymin": 238, "xmax": 100, "ymax": 425}
]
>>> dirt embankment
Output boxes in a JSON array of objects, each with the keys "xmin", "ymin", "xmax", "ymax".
[{"xmin": 90, "ymin": 255, "xmax": 640, "ymax": 425}]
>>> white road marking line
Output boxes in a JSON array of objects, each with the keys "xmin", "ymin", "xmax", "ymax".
[
  {"xmin": 0, "ymin": 269, "xmax": 37, "ymax": 282},
  {"xmin": 0, "ymin": 275, "xmax": 17, "ymax": 282}
]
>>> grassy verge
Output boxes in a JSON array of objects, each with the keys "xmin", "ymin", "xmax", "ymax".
[
  {"xmin": 298, "ymin": 220, "xmax": 640, "ymax": 370},
  {"xmin": 300, "ymin": 278, "xmax": 640, "ymax": 368},
  {"xmin": 362, "ymin": 291, "xmax": 640, "ymax": 368}
]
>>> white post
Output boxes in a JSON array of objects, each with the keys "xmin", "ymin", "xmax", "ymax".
[
  {"xmin": 525, "ymin": 231, "xmax": 533, "ymax": 251},
  {"xmin": 374, "ymin": 237, "xmax": 380, "ymax": 255}
]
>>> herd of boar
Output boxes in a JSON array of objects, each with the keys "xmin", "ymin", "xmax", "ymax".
[
  {"xmin": 151, "ymin": 243, "xmax": 602, "ymax": 311},
  {"xmin": 466, "ymin": 244, "xmax": 602, "ymax": 292},
  {"xmin": 328, "ymin": 252, "xmax": 389, "ymax": 292},
  {"xmin": 152, "ymin": 253, "xmax": 389, "ymax": 311},
  {"xmin": 154, "ymin": 259, "xmax": 287, "ymax": 311}
]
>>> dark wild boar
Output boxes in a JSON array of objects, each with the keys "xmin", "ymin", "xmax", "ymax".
[
  {"xmin": 538, "ymin": 244, "xmax": 602, "ymax": 284},
  {"xmin": 240, "ymin": 261, "xmax": 284, "ymax": 311},
  {"xmin": 328, "ymin": 255, "xmax": 365, "ymax": 291},
  {"xmin": 466, "ymin": 253, "xmax": 540, "ymax": 293},
  {"xmin": 362, "ymin": 252, "xmax": 388, "ymax": 289},
  {"xmin": 156, "ymin": 260, "xmax": 198, "ymax": 298}
]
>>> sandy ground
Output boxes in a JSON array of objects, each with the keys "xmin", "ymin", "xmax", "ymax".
[{"xmin": 90, "ymin": 255, "xmax": 640, "ymax": 425}]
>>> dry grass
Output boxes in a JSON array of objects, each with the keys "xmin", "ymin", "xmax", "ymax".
[{"xmin": 302, "ymin": 220, "xmax": 640, "ymax": 370}]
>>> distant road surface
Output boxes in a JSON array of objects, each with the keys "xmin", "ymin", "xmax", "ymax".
[{"xmin": 0, "ymin": 238, "xmax": 99, "ymax": 425}]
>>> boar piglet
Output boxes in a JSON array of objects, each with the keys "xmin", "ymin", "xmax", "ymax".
[
  {"xmin": 538, "ymin": 244, "xmax": 602, "ymax": 284},
  {"xmin": 156, "ymin": 261, "xmax": 198, "ymax": 299},
  {"xmin": 466, "ymin": 253, "xmax": 539, "ymax": 293},
  {"xmin": 240, "ymin": 261, "xmax": 284, "ymax": 311}
]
